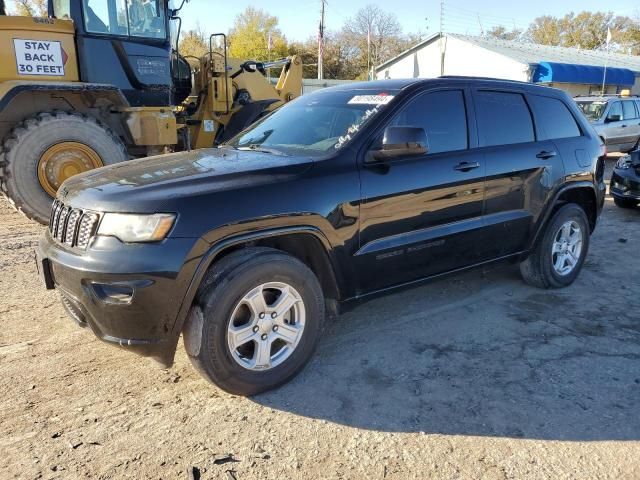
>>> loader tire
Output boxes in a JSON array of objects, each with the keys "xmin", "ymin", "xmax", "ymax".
[{"xmin": 0, "ymin": 112, "xmax": 128, "ymax": 224}]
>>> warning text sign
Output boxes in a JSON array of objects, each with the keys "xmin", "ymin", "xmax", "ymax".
[{"xmin": 13, "ymin": 39, "xmax": 66, "ymax": 76}]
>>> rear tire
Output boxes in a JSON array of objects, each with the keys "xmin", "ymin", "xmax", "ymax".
[
  {"xmin": 520, "ymin": 204, "xmax": 590, "ymax": 289},
  {"xmin": 613, "ymin": 197, "xmax": 638, "ymax": 209},
  {"xmin": 0, "ymin": 112, "xmax": 128, "ymax": 224},
  {"xmin": 183, "ymin": 248, "xmax": 325, "ymax": 396}
]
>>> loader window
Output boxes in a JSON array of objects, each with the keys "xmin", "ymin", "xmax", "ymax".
[{"xmin": 83, "ymin": 0, "xmax": 167, "ymax": 39}]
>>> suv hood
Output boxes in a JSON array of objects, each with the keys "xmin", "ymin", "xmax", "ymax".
[{"xmin": 58, "ymin": 147, "xmax": 314, "ymax": 212}]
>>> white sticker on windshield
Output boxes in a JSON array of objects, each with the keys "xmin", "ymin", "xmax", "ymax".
[{"xmin": 348, "ymin": 94, "xmax": 394, "ymax": 105}]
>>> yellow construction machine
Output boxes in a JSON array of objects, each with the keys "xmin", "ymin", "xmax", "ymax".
[{"xmin": 0, "ymin": 0, "xmax": 302, "ymax": 223}]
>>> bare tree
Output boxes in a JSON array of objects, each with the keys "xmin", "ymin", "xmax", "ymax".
[
  {"xmin": 487, "ymin": 26, "xmax": 523, "ymax": 41},
  {"xmin": 341, "ymin": 5, "xmax": 410, "ymax": 78}
]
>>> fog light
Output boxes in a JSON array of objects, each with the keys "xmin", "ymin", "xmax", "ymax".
[{"xmin": 91, "ymin": 283, "xmax": 134, "ymax": 305}]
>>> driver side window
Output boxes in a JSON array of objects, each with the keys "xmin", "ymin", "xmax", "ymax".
[{"xmin": 389, "ymin": 90, "xmax": 468, "ymax": 154}]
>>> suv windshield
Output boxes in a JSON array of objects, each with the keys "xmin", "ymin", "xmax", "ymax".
[
  {"xmin": 225, "ymin": 88, "xmax": 400, "ymax": 156},
  {"xmin": 577, "ymin": 100, "xmax": 607, "ymax": 121}
]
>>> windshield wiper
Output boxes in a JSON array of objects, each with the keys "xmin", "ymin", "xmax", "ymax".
[{"xmin": 237, "ymin": 144, "xmax": 287, "ymax": 156}]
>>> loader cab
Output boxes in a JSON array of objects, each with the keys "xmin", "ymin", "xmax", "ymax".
[{"xmin": 50, "ymin": 0, "xmax": 189, "ymax": 106}]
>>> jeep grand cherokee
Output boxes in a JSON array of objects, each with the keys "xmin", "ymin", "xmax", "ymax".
[{"xmin": 37, "ymin": 78, "xmax": 606, "ymax": 395}]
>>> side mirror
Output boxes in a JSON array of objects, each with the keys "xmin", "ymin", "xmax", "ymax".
[
  {"xmin": 370, "ymin": 126, "xmax": 429, "ymax": 161},
  {"xmin": 606, "ymin": 114, "xmax": 621, "ymax": 123}
]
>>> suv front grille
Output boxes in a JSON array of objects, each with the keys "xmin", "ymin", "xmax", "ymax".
[{"xmin": 49, "ymin": 200, "xmax": 100, "ymax": 249}]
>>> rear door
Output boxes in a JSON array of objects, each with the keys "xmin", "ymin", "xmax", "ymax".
[
  {"xmin": 472, "ymin": 89, "xmax": 564, "ymax": 258},
  {"xmin": 356, "ymin": 87, "xmax": 486, "ymax": 293},
  {"xmin": 602, "ymin": 101, "xmax": 628, "ymax": 150},
  {"xmin": 621, "ymin": 100, "xmax": 640, "ymax": 150}
]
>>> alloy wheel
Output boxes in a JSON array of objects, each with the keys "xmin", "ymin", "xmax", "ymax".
[
  {"xmin": 227, "ymin": 282, "xmax": 306, "ymax": 371},
  {"xmin": 551, "ymin": 220, "xmax": 583, "ymax": 276}
]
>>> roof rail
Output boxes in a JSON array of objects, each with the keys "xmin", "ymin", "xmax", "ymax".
[
  {"xmin": 573, "ymin": 93, "xmax": 639, "ymax": 98},
  {"xmin": 438, "ymin": 75, "xmax": 527, "ymax": 83}
]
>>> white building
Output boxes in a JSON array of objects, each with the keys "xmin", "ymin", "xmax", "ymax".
[{"xmin": 375, "ymin": 33, "xmax": 640, "ymax": 96}]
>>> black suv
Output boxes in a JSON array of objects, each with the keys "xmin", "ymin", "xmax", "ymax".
[{"xmin": 37, "ymin": 78, "xmax": 606, "ymax": 395}]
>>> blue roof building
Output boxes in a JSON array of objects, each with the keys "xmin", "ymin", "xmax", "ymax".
[{"xmin": 375, "ymin": 33, "xmax": 640, "ymax": 96}]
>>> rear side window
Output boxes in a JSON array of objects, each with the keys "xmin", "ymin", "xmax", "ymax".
[
  {"xmin": 390, "ymin": 90, "xmax": 468, "ymax": 154},
  {"xmin": 607, "ymin": 101, "xmax": 622, "ymax": 120},
  {"xmin": 622, "ymin": 101, "xmax": 637, "ymax": 120},
  {"xmin": 475, "ymin": 91, "xmax": 534, "ymax": 147},
  {"xmin": 530, "ymin": 95, "xmax": 581, "ymax": 139}
]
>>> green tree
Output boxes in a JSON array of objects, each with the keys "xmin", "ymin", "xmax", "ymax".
[
  {"xmin": 12, "ymin": 0, "xmax": 46, "ymax": 16},
  {"xmin": 526, "ymin": 15, "xmax": 562, "ymax": 46},
  {"xmin": 526, "ymin": 11, "xmax": 637, "ymax": 51},
  {"xmin": 179, "ymin": 24, "xmax": 209, "ymax": 61},
  {"xmin": 227, "ymin": 7, "xmax": 288, "ymax": 61},
  {"xmin": 621, "ymin": 18, "xmax": 640, "ymax": 55}
]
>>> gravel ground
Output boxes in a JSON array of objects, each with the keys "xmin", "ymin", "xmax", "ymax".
[{"xmin": 1, "ymin": 159, "xmax": 639, "ymax": 479}]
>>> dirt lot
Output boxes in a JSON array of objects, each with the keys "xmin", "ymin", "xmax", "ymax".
[{"xmin": 1, "ymin": 160, "xmax": 639, "ymax": 480}]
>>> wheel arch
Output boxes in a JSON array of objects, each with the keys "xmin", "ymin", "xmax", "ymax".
[
  {"xmin": 528, "ymin": 182, "xmax": 598, "ymax": 252},
  {"xmin": 173, "ymin": 227, "xmax": 343, "ymax": 335},
  {"xmin": 0, "ymin": 82, "xmax": 130, "ymax": 142}
]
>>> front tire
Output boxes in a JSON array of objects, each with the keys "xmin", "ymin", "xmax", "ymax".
[
  {"xmin": 520, "ymin": 204, "xmax": 590, "ymax": 289},
  {"xmin": 183, "ymin": 248, "xmax": 325, "ymax": 396},
  {"xmin": 0, "ymin": 112, "xmax": 128, "ymax": 224}
]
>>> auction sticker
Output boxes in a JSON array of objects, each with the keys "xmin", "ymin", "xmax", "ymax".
[
  {"xmin": 348, "ymin": 94, "xmax": 394, "ymax": 105},
  {"xmin": 13, "ymin": 39, "xmax": 66, "ymax": 76}
]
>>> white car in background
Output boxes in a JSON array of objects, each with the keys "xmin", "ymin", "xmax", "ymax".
[{"xmin": 575, "ymin": 95, "xmax": 640, "ymax": 153}]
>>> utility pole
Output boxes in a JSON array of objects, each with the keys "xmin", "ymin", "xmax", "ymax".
[{"xmin": 318, "ymin": 0, "xmax": 327, "ymax": 80}]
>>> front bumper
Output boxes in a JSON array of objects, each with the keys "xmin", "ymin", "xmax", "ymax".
[
  {"xmin": 610, "ymin": 168, "xmax": 640, "ymax": 201},
  {"xmin": 37, "ymin": 231, "xmax": 201, "ymax": 367}
]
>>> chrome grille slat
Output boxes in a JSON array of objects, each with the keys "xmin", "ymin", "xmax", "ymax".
[
  {"xmin": 49, "ymin": 200, "xmax": 61, "ymax": 233},
  {"xmin": 56, "ymin": 207, "xmax": 70, "ymax": 242},
  {"xmin": 76, "ymin": 213, "xmax": 99, "ymax": 249},
  {"xmin": 64, "ymin": 209, "xmax": 82, "ymax": 247},
  {"xmin": 52, "ymin": 203, "xmax": 64, "ymax": 238},
  {"xmin": 49, "ymin": 201, "xmax": 99, "ymax": 250}
]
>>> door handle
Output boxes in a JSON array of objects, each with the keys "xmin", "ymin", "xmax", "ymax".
[
  {"xmin": 621, "ymin": 124, "xmax": 628, "ymax": 128},
  {"xmin": 536, "ymin": 150, "xmax": 557, "ymax": 159},
  {"xmin": 453, "ymin": 161, "xmax": 480, "ymax": 172}
]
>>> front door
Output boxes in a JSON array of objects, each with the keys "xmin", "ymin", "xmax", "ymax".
[{"xmin": 356, "ymin": 88, "xmax": 486, "ymax": 294}]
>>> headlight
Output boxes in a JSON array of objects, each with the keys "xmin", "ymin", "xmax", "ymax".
[
  {"xmin": 616, "ymin": 156, "xmax": 631, "ymax": 169},
  {"xmin": 98, "ymin": 213, "xmax": 176, "ymax": 243}
]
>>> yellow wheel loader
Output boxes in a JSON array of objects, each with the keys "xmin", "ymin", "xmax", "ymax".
[{"xmin": 0, "ymin": 0, "xmax": 302, "ymax": 223}]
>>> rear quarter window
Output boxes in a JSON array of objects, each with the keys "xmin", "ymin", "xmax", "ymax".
[{"xmin": 530, "ymin": 95, "xmax": 581, "ymax": 139}]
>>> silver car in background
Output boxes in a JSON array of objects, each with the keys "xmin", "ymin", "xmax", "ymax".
[{"xmin": 575, "ymin": 96, "xmax": 640, "ymax": 153}]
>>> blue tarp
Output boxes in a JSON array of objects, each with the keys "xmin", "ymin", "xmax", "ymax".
[{"xmin": 532, "ymin": 61, "xmax": 636, "ymax": 86}]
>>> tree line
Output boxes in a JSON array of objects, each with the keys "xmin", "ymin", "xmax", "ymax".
[
  {"xmin": 488, "ymin": 12, "xmax": 640, "ymax": 52},
  {"xmin": 183, "ymin": 6, "xmax": 640, "ymax": 80}
]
